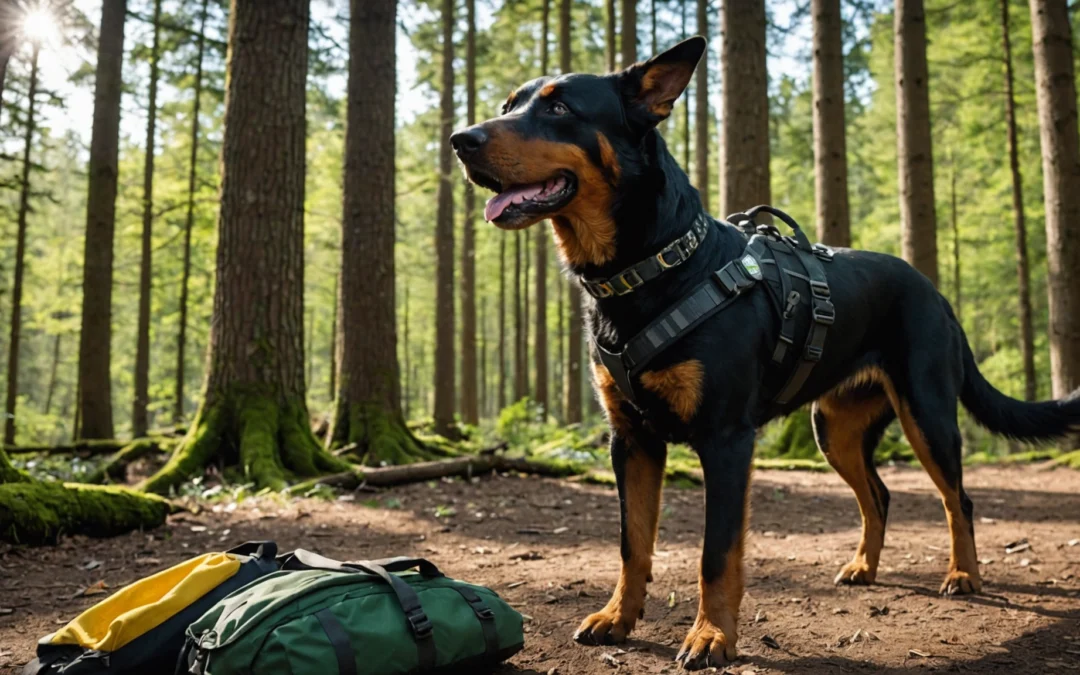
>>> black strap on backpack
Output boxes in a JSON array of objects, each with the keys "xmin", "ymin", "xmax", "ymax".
[{"xmin": 279, "ymin": 551, "xmax": 442, "ymax": 670}]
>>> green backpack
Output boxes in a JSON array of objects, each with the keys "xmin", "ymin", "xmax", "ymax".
[{"xmin": 178, "ymin": 552, "xmax": 524, "ymax": 675}]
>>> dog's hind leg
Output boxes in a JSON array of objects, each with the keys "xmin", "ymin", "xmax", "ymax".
[
  {"xmin": 812, "ymin": 384, "xmax": 895, "ymax": 586},
  {"xmin": 574, "ymin": 430, "xmax": 667, "ymax": 645},
  {"xmin": 891, "ymin": 391, "xmax": 982, "ymax": 595}
]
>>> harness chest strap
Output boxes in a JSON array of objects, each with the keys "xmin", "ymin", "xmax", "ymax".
[{"xmin": 594, "ymin": 229, "xmax": 835, "ymax": 408}]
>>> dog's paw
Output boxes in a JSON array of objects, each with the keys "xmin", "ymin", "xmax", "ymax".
[
  {"xmin": 573, "ymin": 608, "xmax": 637, "ymax": 646},
  {"xmin": 674, "ymin": 622, "xmax": 737, "ymax": 671},
  {"xmin": 834, "ymin": 560, "xmax": 876, "ymax": 586},
  {"xmin": 940, "ymin": 570, "xmax": 981, "ymax": 596}
]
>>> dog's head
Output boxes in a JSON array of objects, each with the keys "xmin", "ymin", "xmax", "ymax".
[{"xmin": 451, "ymin": 37, "xmax": 706, "ymax": 268}]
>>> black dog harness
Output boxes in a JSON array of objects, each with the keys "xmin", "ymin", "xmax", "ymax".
[{"xmin": 585, "ymin": 205, "xmax": 835, "ymax": 408}]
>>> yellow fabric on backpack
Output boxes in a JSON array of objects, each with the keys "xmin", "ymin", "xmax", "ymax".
[{"xmin": 50, "ymin": 552, "xmax": 242, "ymax": 652}]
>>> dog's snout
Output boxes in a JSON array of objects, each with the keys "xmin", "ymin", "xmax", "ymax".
[{"xmin": 450, "ymin": 126, "xmax": 488, "ymax": 158}]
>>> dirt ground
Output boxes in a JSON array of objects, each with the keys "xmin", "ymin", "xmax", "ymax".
[{"xmin": 1, "ymin": 464, "xmax": 1078, "ymax": 674}]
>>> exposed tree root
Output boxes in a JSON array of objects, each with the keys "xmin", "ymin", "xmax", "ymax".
[
  {"xmin": 328, "ymin": 402, "xmax": 445, "ymax": 466},
  {"xmin": 86, "ymin": 438, "xmax": 172, "ymax": 484},
  {"xmin": 0, "ymin": 481, "xmax": 171, "ymax": 545},
  {"xmin": 141, "ymin": 393, "xmax": 351, "ymax": 495}
]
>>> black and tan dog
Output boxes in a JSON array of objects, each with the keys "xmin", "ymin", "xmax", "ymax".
[{"xmin": 451, "ymin": 37, "xmax": 1080, "ymax": 670}]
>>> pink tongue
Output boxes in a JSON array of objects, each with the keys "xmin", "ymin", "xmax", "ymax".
[{"xmin": 484, "ymin": 182, "xmax": 545, "ymax": 221}]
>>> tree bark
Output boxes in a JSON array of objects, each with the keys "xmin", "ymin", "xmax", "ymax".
[
  {"xmin": 694, "ymin": 0, "xmax": 709, "ymax": 212},
  {"xmin": 4, "ymin": 43, "xmax": 39, "ymax": 446},
  {"xmin": 1000, "ymin": 0, "xmax": 1035, "ymax": 401},
  {"xmin": 561, "ymin": 7, "xmax": 583, "ymax": 424},
  {"xmin": 460, "ymin": 0, "xmax": 479, "ymax": 425},
  {"xmin": 329, "ymin": 0, "xmax": 430, "ymax": 464},
  {"xmin": 682, "ymin": 0, "xmax": 690, "ymax": 172},
  {"xmin": 77, "ymin": 0, "xmax": 127, "ymax": 440},
  {"xmin": 1030, "ymin": 0, "xmax": 1080, "ymax": 399},
  {"xmin": 606, "ymin": 0, "xmax": 617, "ymax": 71},
  {"xmin": 651, "ymin": 0, "xmax": 657, "ymax": 53},
  {"xmin": 133, "ymin": 0, "xmax": 163, "ymax": 438},
  {"xmin": 142, "ymin": 0, "xmax": 348, "ymax": 494},
  {"xmin": 175, "ymin": 0, "xmax": 210, "ymax": 426},
  {"xmin": 0, "ymin": 0, "xmax": 16, "ymax": 103},
  {"xmin": 811, "ymin": 0, "xmax": 851, "ymax": 246},
  {"xmin": 498, "ymin": 235, "xmax": 507, "ymax": 410},
  {"xmin": 556, "ymin": 277, "xmax": 565, "ymax": 421},
  {"xmin": 895, "ymin": 0, "xmax": 939, "ymax": 286},
  {"xmin": 433, "ymin": 0, "xmax": 457, "ymax": 436},
  {"xmin": 721, "ymin": 0, "xmax": 770, "ymax": 217},
  {"xmin": 620, "ymin": 0, "xmax": 636, "ymax": 67},
  {"xmin": 45, "ymin": 334, "xmax": 62, "ymax": 415},
  {"xmin": 951, "ymin": 153, "xmax": 962, "ymax": 322},
  {"xmin": 514, "ymin": 232, "xmax": 526, "ymax": 402}
]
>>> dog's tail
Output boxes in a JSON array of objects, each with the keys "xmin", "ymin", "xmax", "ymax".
[{"xmin": 960, "ymin": 338, "xmax": 1080, "ymax": 443}]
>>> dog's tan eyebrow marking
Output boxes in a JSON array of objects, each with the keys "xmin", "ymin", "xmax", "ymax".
[{"xmin": 539, "ymin": 82, "xmax": 557, "ymax": 97}]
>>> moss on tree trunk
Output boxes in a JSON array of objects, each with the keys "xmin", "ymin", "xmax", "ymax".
[
  {"xmin": 328, "ymin": 401, "xmax": 446, "ymax": 466},
  {"xmin": 0, "ymin": 480, "xmax": 170, "ymax": 545},
  {"xmin": 141, "ymin": 391, "xmax": 351, "ymax": 495}
]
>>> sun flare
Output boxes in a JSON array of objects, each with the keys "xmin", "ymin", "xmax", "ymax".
[{"xmin": 21, "ymin": 6, "xmax": 59, "ymax": 47}]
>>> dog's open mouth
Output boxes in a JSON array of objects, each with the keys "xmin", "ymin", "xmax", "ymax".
[{"xmin": 473, "ymin": 170, "xmax": 578, "ymax": 228}]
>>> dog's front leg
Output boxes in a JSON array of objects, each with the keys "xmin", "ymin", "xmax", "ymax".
[
  {"xmin": 676, "ymin": 427, "xmax": 755, "ymax": 671},
  {"xmin": 574, "ymin": 431, "xmax": 667, "ymax": 645}
]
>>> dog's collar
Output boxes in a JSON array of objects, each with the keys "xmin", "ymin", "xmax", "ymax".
[{"xmin": 580, "ymin": 213, "xmax": 710, "ymax": 299}]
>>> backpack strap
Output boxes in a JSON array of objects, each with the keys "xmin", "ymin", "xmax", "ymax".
[
  {"xmin": 315, "ymin": 609, "xmax": 358, "ymax": 675},
  {"xmin": 450, "ymin": 586, "xmax": 500, "ymax": 658}
]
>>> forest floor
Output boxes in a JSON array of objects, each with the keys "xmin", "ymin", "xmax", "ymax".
[{"xmin": 1, "ymin": 464, "xmax": 1078, "ymax": 674}]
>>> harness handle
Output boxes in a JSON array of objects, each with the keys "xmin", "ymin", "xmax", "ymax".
[{"xmin": 737, "ymin": 205, "xmax": 815, "ymax": 253}]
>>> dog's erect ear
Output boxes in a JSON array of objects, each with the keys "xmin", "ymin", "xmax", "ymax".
[{"xmin": 618, "ymin": 36, "xmax": 706, "ymax": 129}]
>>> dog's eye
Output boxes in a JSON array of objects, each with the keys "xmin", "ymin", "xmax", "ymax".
[{"xmin": 551, "ymin": 101, "xmax": 570, "ymax": 116}]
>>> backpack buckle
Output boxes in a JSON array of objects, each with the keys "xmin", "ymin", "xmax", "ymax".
[{"xmin": 406, "ymin": 608, "xmax": 434, "ymax": 639}]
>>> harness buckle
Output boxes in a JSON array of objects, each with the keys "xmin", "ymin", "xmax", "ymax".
[
  {"xmin": 810, "ymin": 280, "xmax": 831, "ymax": 299},
  {"xmin": 618, "ymin": 269, "xmax": 644, "ymax": 293},
  {"xmin": 805, "ymin": 344, "xmax": 825, "ymax": 362},
  {"xmin": 594, "ymin": 282, "xmax": 614, "ymax": 298},
  {"xmin": 656, "ymin": 248, "xmax": 681, "ymax": 269},
  {"xmin": 812, "ymin": 301, "xmax": 835, "ymax": 326}
]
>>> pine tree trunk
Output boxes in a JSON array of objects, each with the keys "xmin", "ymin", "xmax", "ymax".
[
  {"xmin": 328, "ymin": 0, "xmax": 428, "ymax": 464},
  {"xmin": 45, "ymin": 334, "xmax": 62, "ymax": 415},
  {"xmin": 514, "ymin": 233, "xmax": 526, "ymax": 402},
  {"xmin": 951, "ymin": 155, "xmax": 962, "ymax": 322},
  {"xmin": 479, "ymin": 296, "xmax": 487, "ymax": 417},
  {"xmin": 811, "ymin": 0, "xmax": 851, "ymax": 246},
  {"xmin": 77, "ymin": 0, "xmax": 127, "ymax": 440},
  {"xmin": 433, "ymin": 0, "xmax": 457, "ymax": 436},
  {"xmin": 1001, "ymin": 0, "xmax": 1035, "ymax": 401},
  {"xmin": 533, "ymin": 0, "xmax": 558, "ymax": 419},
  {"xmin": 4, "ymin": 43, "xmax": 39, "ymax": 446},
  {"xmin": 329, "ymin": 271, "xmax": 338, "ymax": 400},
  {"xmin": 681, "ymin": 0, "xmax": 690, "ymax": 172},
  {"xmin": 460, "ymin": 0, "xmax": 479, "ymax": 425},
  {"xmin": 606, "ymin": 0, "xmax": 617, "ymax": 72},
  {"xmin": 133, "ymin": 0, "xmax": 162, "ymax": 438},
  {"xmin": 556, "ymin": 277, "xmax": 565, "ymax": 421},
  {"xmin": 651, "ymin": 0, "xmax": 657, "ymax": 53},
  {"xmin": 142, "ymin": 0, "xmax": 348, "ymax": 494},
  {"xmin": 561, "ymin": 0, "xmax": 583, "ymax": 424},
  {"xmin": 895, "ymin": 0, "xmax": 939, "ymax": 286},
  {"xmin": 175, "ymin": 0, "xmax": 209, "ymax": 426},
  {"xmin": 1030, "ymin": 0, "xmax": 1080, "ymax": 399},
  {"xmin": 0, "ymin": 0, "xmax": 16, "ymax": 103},
  {"xmin": 721, "ymin": 0, "xmax": 770, "ymax": 216},
  {"xmin": 620, "ymin": 0, "xmax": 636, "ymax": 67},
  {"xmin": 498, "ymin": 235, "xmax": 507, "ymax": 410},
  {"xmin": 694, "ymin": 0, "xmax": 709, "ymax": 212}
]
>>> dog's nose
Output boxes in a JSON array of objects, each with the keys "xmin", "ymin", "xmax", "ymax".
[{"xmin": 450, "ymin": 127, "xmax": 488, "ymax": 158}]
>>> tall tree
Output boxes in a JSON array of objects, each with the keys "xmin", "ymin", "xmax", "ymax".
[
  {"xmin": 498, "ymin": 235, "xmax": 507, "ymax": 410},
  {"xmin": 721, "ymin": 0, "xmax": 770, "ymax": 216},
  {"xmin": 1029, "ymin": 0, "xmax": 1080, "ymax": 399},
  {"xmin": 77, "ymin": 0, "xmax": 127, "ymax": 440},
  {"xmin": 460, "ymin": 0, "xmax": 479, "ymax": 425},
  {"xmin": 514, "ymin": 232, "xmax": 526, "ymax": 401},
  {"xmin": 143, "ymin": 0, "xmax": 347, "ymax": 493},
  {"xmin": 620, "ymin": 0, "xmax": 636, "ymax": 67},
  {"xmin": 3, "ymin": 42, "xmax": 39, "ymax": 445},
  {"xmin": 432, "ymin": 0, "xmax": 456, "ymax": 436},
  {"xmin": 811, "ymin": 0, "xmax": 851, "ymax": 246},
  {"xmin": 681, "ymin": 0, "xmax": 690, "ymax": 171},
  {"xmin": 534, "ymin": 0, "xmax": 558, "ymax": 418},
  {"xmin": 175, "ymin": 0, "xmax": 210, "ymax": 425},
  {"xmin": 894, "ymin": 0, "xmax": 939, "ymax": 286},
  {"xmin": 1001, "ymin": 0, "xmax": 1035, "ymax": 401},
  {"xmin": 327, "ymin": 0, "xmax": 425, "ymax": 463},
  {"xmin": 0, "ymin": 0, "xmax": 16, "ymax": 100},
  {"xmin": 562, "ymin": 6, "xmax": 583, "ymax": 424},
  {"xmin": 650, "ymin": 0, "xmax": 657, "ymax": 53},
  {"xmin": 694, "ymin": 0, "xmax": 708, "ymax": 211},
  {"xmin": 132, "ymin": 0, "xmax": 163, "ymax": 438},
  {"xmin": 605, "ymin": 0, "xmax": 616, "ymax": 71}
]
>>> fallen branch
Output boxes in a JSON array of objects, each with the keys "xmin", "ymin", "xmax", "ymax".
[
  {"xmin": 289, "ymin": 455, "xmax": 586, "ymax": 495},
  {"xmin": 6, "ymin": 439, "xmax": 129, "ymax": 457},
  {"xmin": 86, "ymin": 439, "xmax": 172, "ymax": 484}
]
